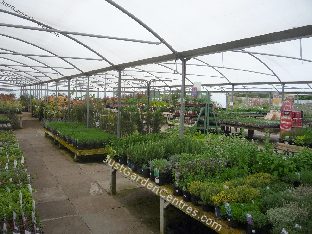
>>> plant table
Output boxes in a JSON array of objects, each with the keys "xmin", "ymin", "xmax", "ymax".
[
  {"xmin": 106, "ymin": 158, "xmax": 245, "ymax": 234},
  {"xmin": 44, "ymin": 129, "xmax": 113, "ymax": 161}
]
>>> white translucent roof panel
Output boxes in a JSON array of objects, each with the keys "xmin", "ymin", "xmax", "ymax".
[
  {"xmin": 0, "ymin": 0, "xmax": 312, "ymax": 89},
  {"xmin": 117, "ymin": 0, "xmax": 312, "ymax": 51}
]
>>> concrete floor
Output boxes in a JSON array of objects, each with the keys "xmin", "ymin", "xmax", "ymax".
[{"xmin": 15, "ymin": 120, "xmax": 159, "ymax": 234}]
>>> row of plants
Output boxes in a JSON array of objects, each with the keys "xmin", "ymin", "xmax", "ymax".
[
  {"xmin": 44, "ymin": 121, "xmax": 115, "ymax": 149},
  {"xmin": 0, "ymin": 131, "xmax": 40, "ymax": 233},
  {"xmin": 110, "ymin": 131, "xmax": 312, "ymax": 233},
  {"xmin": 281, "ymin": 128, "xmax": 312, "ymax": 147},
  {"xmin": 218, "ymin": 117, "xmax": 280, "ymax": 129},
  {"xmin": 0, "ymin": 100, "xmax": 22, "ymax": 114}
]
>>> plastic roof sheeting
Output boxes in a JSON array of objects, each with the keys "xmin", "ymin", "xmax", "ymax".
[{"xmin": 0, "ymin": 0, "xmax": 312, "ymax": 93}]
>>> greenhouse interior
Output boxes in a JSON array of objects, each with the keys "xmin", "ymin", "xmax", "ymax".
[{"xmin": 0, "ymin": 1, "xmax": 312, "ymax": 234}]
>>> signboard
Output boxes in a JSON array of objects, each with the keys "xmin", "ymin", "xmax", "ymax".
[
  {"xmin": 280, "ymin": 100, "xmax": 293, "ymax": 132},
  {"xmin": 191, "ymin": 82, "xmax": 201, "ymax": 97}
]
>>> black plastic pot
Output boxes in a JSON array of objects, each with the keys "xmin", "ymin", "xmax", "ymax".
[
  {"xmin": 182, "ymin": 190, "xmax": 191, "ymax": 202},
  {"xmin": 190, "ymin": 195, "xmax": 200, "ymax": 206},
  {"xmin": 140, "ymin": 168, "xmax": 150, "ymax": 178},
  {"xmin": 155, "ymin": 172, "xmax": 169, "ymax": 185},
  {"xmin": 118, "ymin": 156, "xmax": 127, "ymax": 165},
  {"xmin": 172, "ymin": 185, "xmax": 183, "ymax": 196},
  {"xmin": 202, "ymin": 204, "xmax": 215, "ymax": 212}
]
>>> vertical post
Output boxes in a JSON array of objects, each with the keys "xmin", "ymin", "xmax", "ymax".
[
  {"xmin": 296, "ymin": 93, "xmax": 299, "ymax": 104},
  {"xmin": 29, "ymin": 86, "xmax": 32, "ymax": 112},
  {"xmin": 104, "ymin": 75, "xmax": 107, "ymax": 98},
  {"xmin": 97, "ymin": 88, "xmax": 99, "ymax": 99},
  {"xmin": 117, "ymin": 70, "xmax": 122, "ymax": 138},
  {"xmin": 55, "ymin": 82, "xmax": 58, "ymax": 117},
  {"xmin": 231, "ymin": 85, "xmax": 234, "ymax": 110},
  {"xmin": 160, "ymin": 198, "xmax": 169, "ymax": 234},
  {"xmin": 147, "ymin": 81, "xmax": 151, "ymax": 108},
  {"xmin": 67, "ymin": 79, "xmax": 71, "ymax": 119},
  {"xmin": 281, "ymin": 83, "xmax": 285, "ymax": 101},
  {"xmin": 179, "ymin": 59, "xmax": 186, "ymax": 138},
  {"xmin": 86, "ymin": 76, "xmax": 90, "ymax": 128},
  {"xmin": 268, "ymin": 92, "xmax": 272, "ymax": 107},
  {"xmin": 46, "ymin": 83, "xmax": 49, "ymax": 103}
]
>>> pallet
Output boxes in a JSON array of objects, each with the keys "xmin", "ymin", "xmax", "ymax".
[
  {"xmin": 44, "ymin": 129, "xmax": 113, "ymax": 161},
  {"xmin": 106, "ymin": 158, "xmax": 245, "ymax": 234}
]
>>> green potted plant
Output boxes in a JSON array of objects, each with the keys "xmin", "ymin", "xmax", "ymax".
[{"xmin": 150, "ymin": 159, "xmax": 172, "ymax": 185}]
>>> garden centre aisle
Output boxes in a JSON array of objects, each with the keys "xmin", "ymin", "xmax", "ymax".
[{"xmin": 15, "ymin": 119, "xmax": 158, "ymax": 234}]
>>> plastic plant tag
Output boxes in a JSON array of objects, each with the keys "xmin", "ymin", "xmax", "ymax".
[
  {"xmin": 224, "ymin": 202, "xmax": 232, "ymax": 219},
  {"xmin": 215, "ymin": 206, "xmax": 221, "ymax": 217},
  {"xmin": 155, "ymin": 177, "xmax": 159, "ymax": 184},
  {"xmin": 5, "ymin": 162, "xmax": 8, "ymax": 170},
  {"xmin": 14, "ymin": 159, "xmax": 17, "ymax": 169},
  {"xmin": 21, "ymin": 156, "xmax": 25, "ymax": 164},
  {"xmin": 28, "ymin": 184, "xmax": 32, "ymax": 194},
  {"xmin": 32, "ymin": 200, "xmax": 36, "ymax": 211},
  {"xmin": 19, "ymin": 191, "xmax": 23, "ymax": 206},
  {"xmin": 246, "ymin": 213, "xmax": 254, "ymax": 225},
  {"xmin": 281, "ymin": 228, "xmax": 288, "ymax": 234}
]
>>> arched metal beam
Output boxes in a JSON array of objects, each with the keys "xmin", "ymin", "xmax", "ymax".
[
  {"xmin": 0, "ymin": 68, "xmax": 39, "ymax": 82},
  {"xmin": 0, "ymin": 72, "xmax": 33, "ymax": 86},
  {"xmin": 0, "ymin": 47, "xmax": 60, "ymax": 79},
  {"xmin": 235, "ymin": 50, "xmax": 282, "ymax": 83},
  {"xmin": 233, "ymin": 50, "xmax": 312, "ymax": 63},
  {"xmin": 194, "ymin": 58, "xmax": 232, "ymax": 84},
  {"xmin": 157, "ymin": 63, "xmax": 194, "ymax": 85},
  {"xmin": 0, "ymin": 9, "xmax": 115, "ymax": 66},
  {"xmin": 0, "ymin": 47, "xmax": 64, "ymax": 79},
  {"xmin": 162, "ymin": 61, "xmax": 275, "ymax": 77},
  {"xmin": 0, "ymin": 56, "xmax": 45, "ymax": 82},
  {"xmin": 104, "ymin": 0, "xmax": 177, "ymax": 55},
  {"xmin": 0, "ymin": 33, "xmax": 83, "ymax": 72}
]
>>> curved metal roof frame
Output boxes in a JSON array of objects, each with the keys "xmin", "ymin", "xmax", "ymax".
[
  {"xmin": 0, "ymin": 33, "xmax": 83, "ymax": 72},
  {"xmin": 0, "ymin": 56, "xmax": 44, "ymax": 82},
  {"xmin": 0, "ymin": 47, "xmax": 57, "ymax": 79},
  {"xmin": 0, "ymin": 9, "xmax": 114, "ymax": 66},
  {"xmin": 0, "ymin": 2, "xmax": 311, "ymax": 92}
]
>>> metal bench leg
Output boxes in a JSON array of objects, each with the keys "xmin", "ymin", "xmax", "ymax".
[
  {"xmin": 160, "ymin": 197, "xmax": 170, "ymax": 234},
  {"xmin": 110, "ymin": 168, "xmax": 117, "ymax": 195}
]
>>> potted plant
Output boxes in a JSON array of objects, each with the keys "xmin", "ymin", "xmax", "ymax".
[
  {"xmin": 188, "ymin": 181, "xmax": 204, "ymax": 206},
  {"xmin": 200, "ymin": 182, "xmax": 222, "ymax": 212},
  {"xmin": 150, "ymin": 159, "xmax": 172, "ymax": 185}
]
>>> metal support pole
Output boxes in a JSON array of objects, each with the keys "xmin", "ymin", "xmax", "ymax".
[
  {"xmin": 281, "ymin": 83, "xmax": 285, "ymax": 101},
  {"xmin": 179, "ymin": 59, "xmax": 186, "ymax": 138},
  {"xmin": 46, "ymin": 83, "xmax": 49, "ymax": 103},
  {"xmin": 86, "ymin": 76, "xmax": 90, "ymax": 128},
  {"xmin": 147, "ymin": 81, "xmax": 151, "ymax": 108},
  {"xmin": 268, "ymin": 92, "xmax": 272, "ymax": 106},
  {"xmin": 160, "ymin": 198, "xmax": 170, "ymax": 234},
  {"xmin": 97, "ymin": 88, "xmax": 99, "ymax": 99},
  {"xmin": 110, "ymin": 169, "xmax": 117, "ymax": 195},
  {"xmin": 104, "ymin": 75, "xmax": 107, "ymax": 98},
  {"xmin": 55, "ymin": 82, "xmax": 58, "ymax": 116},
  {"xmin": 67, "ymin": 79, "xmax": 71, "ymax": 119},
  {"xmin": 117, "ymin": 70, "xmax": 122, "ymax": 138},
  {"xmin": 231, "ymin": 85, "xmax": 234, "ymax": 110},
  {"xmin": 29, "ymin": 86, "xmax": 32, "ymax": 112}
]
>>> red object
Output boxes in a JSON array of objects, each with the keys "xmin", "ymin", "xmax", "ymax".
[{"xmin": 280, "ymin": 101, "xmax": 303, "ymax": 131}]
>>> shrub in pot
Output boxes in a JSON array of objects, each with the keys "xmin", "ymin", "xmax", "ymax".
[
  {"xmin": 200, "ymin": 182, "xmax": 222, "ymax": 212},
  {"xmin": 188, "ymin": 181, "xmax": 204, "ymax": 206},
  {"xmin": 150, "ymin": 159, "xmax": 172, "ymax": 185}
]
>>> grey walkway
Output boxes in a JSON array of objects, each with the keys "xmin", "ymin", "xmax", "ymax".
[{"xmin": 15, "ymin": 120, "xmax": 159, "ymax": 234}]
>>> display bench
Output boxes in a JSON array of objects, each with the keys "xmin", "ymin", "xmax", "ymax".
[
  {"xmin": 219, "ymin": 124, "xmax": 280, "ymax": 138},
  {"xmin": 106, "ymin": 158, "xmax": 245, "ymax": 234},
  {"xmin": 44, "ymin": 129, "xmax": 112, "ymax": 161}
]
